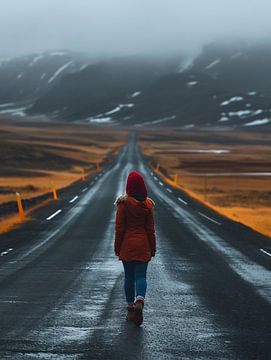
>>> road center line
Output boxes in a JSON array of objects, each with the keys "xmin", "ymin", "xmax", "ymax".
[
  {"xmin": 0, "ymin": 248, "xmax": 13, "ymax": 257},
  {"xmin": 198, "ymin": 212, "xmax": 222, "ymax": 226},
  {"xmin": 260, "ymin": 248, "xmax": 271, "ymax": 257},
  {"xmin": 177, "ymin": 197, "xmax": 188, "ymax": 205},
  {"xmin": 166, "ymin": 188, "xmax": 172, "ymax": 193},
  {"xmin": 154, "ymin": 176, "xmax": 158, "ymax": 181},
  {"xmin": 69, "ymin": 196, "xmax": 79, "ymax": 203},
  {"xmin": 46, "ymin": 210, "xmax": 62, "ymax": 221},
  {"xmin": 159, "ymin": 181, "xmax": 164, "ymax": 186},
  {"xmin": 82, "ymin": 188, "xmax": 88, "ymax": 192}
]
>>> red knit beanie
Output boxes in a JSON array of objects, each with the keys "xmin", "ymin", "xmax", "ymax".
[{"xmin": 126, "ymin": 171, "xmax": 147, "ymax": 198}]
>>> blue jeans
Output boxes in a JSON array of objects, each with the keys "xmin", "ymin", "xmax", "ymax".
[{"xmin": 122, "ymin": 261, "xmax": 148, "ymax": 304}]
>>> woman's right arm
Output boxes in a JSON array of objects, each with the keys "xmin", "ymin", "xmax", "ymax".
[
  {"xmin": 114, "ymin": 203, "xmax": 126, "ymax": 256},
  {"xmin": 146, "ymin": 208, "xmax": 156, "ymax": 257}
]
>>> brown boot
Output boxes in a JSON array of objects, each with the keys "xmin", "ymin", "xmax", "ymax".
[
  {"xmin": 126, "ymin": 305, "xmax": 135, "ymax": 321},
  {"xmin": 133, "ymin": 299, "xmax": 144, "ymax": 326}
]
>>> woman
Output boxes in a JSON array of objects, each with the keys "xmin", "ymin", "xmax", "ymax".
[{"xmin": 114, "ymin": 170, "xmax": 156, "ymax": 326}]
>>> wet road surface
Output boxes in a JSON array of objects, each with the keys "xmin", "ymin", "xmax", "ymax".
[{"xmin": 0, "ymin": 134, "xmax": 270, "ymax": 359}]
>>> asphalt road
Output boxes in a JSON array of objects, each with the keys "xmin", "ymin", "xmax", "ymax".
[{"xmin": 0, "ymin": 134, "xmax": 270, "ymax": 360}]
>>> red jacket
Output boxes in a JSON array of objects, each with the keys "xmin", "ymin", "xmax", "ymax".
[{"xmin": 114, "ymin": 195, "xmax": 156, "ymax": 262}]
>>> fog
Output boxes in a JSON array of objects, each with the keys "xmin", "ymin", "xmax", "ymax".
[{"xmin": 0, "ymin": 0, "xmax": 271, "ymax": 58}]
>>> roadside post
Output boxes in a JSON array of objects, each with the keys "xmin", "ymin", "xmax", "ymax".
[
  {"xmin": 204, "ymin": 176, "xmax": 207, "ymax": 201},
  {"xmin": 81, "ymin": 168, "xmax": 86, "ymax": 181},
  {"xmin": 51, "ymin": 182, "xmax": 58, "ymax": 200},
  {"xmin": 16, "ymin": 192, "xmax": 25, "ymax": 221},
  {"xmin": 173, "ymin": 174, "xmax": 178, "ymax": 185}
]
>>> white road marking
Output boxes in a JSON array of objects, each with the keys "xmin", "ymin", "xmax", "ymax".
[
  {"xmin": 0, "ymin": 248, "xmax": 13, "ymax": 256},
  {"xmin": 198, "ymin": 212, "xmax": 222, "ymax": 226},
  {"xmin": 260, "ymin": 249, "xmax": 271, "ymax": 257},
  {"xmin": 69, "ymin": 196, "xmax": 79, "ymax": 203},
  {"xmin": 150, "ymin": 171, "xmax": 153, "ymax": 176},
  {"xmin": 0, "ymin": 163, "xmax": 116, "ymax": 277},
  {"xmin": 46, "ymin": 209, "xmax": 62, "ymax": 221},
  {"xmin": 178, "ymin": 197, "xmax": 188, "ymax": 205},
  {"xmin": 166, "ymin": 188, "xmax": 172, "ymax": 193},
  {"xmin": 159, "ymin": 181, "xmax": 164, "ymax": 186},
  {"xmin": 82, "ymin": 188, "xmax": 88, "ymax": 192},
  {"xmin": 154, "ymin": 176, "xmax": 158, "ymax": 181}
]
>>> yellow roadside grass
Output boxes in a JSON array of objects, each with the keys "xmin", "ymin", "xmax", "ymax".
[
  {"xmin": 138, "ymin": 129, "xmax": 271, "ymax": 239},
  {"xmin": 0, "ymin": 121, "xmax": 128, "ymax": 234}
]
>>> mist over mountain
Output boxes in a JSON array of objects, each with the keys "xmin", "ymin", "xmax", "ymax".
[{"xmin": 1, "ymin": 0, "xmax": 271, "ymax": 59}]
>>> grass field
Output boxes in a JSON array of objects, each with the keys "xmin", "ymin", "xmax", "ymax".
[
  {"xmin": 0, "ymin": 118, "xmax": 128, "ymax": 229},
  {"xmin": 138, "ymin": 129, "xmax": 271, "ymax": 238}
]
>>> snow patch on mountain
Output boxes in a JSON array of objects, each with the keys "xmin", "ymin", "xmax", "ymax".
[
  {"xmin": 48, "ymin": 61, "xmax": 73, "ymax": 83},
  {"xmin": 218, "ymin": 116, "xmax": 229, "ymax": 122},
  {"xmin": 205, "ymin": 59, "xmax": 220, "ymax": 70},
  {"xmin": 105, "ymin": 107, "xmax": 121, "ymax": 115},
  {"xmin": 29, "ymin": 55, "xmax": 43, "ymax": 66},
  {"xmin": 79, "ymin": 63, "xmax": 90, "ymax": 71},
  {"xmin": 104, "ymin": 103, "xmax": 134, "ymax": 115},
  {"xmin": 187, "ymin": 81, "xmax": 198, "ymax": 87},
  {"xmin": 150, "ymin": 115, "xmax": 176, "ymax": 124},
  {"xmin": 178, "ymin": 58, "xmax": 194, "ymax": 73},
  {"xmin": 136, "ymin": 115, "xmax": 176, "ymax": 127},
  {"xmin": 130, "ymin": 91, "xmax": 141, "ymax": 97},
  {"xmin": 0, "ymin": 106, "xmax": 27, "ymax": 116},
  {"xmin": 121, "ymin": 103, "xmax": 134, "ymax": 108},
  {"xmin": 228, "ymin": 109, "xmax": 263, "ymax": 117},
  {"xmin": 183, "ymin": 124, "xmax": 195, "ymax": 129},
  {"xmin": 0, "ymin": 102, "xmax": 16, "ymax": 108},
  {"xmin": 219, "ymin": 109, "xmax": 264, "ymax": 121},
  {"xmin": 220, "ymin": 96, "xmax": 244, "ymax": 106},
  {"xmin": 87, "ymin": 116, "xmax": 112, "ymax": 124},
  {"xmin": 244, "ymin": 118, "xmax": 270, "ymax": 126}
]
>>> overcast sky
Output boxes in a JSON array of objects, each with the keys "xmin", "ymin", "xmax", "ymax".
[{"xmin": 0, "ymin": 0, "xmax": 271, "ymax": 58}]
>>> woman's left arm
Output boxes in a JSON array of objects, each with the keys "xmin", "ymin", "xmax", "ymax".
[
  {"xmin": 114, "ymin": 203, "xmax": 126, "ymax": 256},
  {"xmin": 146, "ymin": 208, "xmax": 156, "ymax": 257}
]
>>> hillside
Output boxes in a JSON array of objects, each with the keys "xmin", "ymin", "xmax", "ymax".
[
  {"xmin": 28, "ymin": 55, "xmax": 181, "ymax": 121},
  {"xmin": 0, "ymin": 51, "xmax": 90, "ymax": 116},
  {"xmin": 1, "ymin": 41, "xmax": 271, "ymax": 130}
]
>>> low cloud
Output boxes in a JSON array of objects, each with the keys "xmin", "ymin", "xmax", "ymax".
[{"xmin": 0, "ymin": 0, "xmax": 271, "ymax": 57}]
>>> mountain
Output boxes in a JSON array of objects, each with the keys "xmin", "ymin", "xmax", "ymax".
[
  {"xmin": 112, "ymin": 40, "xmax": 271, "ymax": 129},
  {"xmin": 28, "ymin": 55, "xmax": 182, "ymax": 121},
  {"xmin": 1, "ymin": 41, "xmax": 271, "ymax": 130},
  {"xmin": 0, "ymin": 50, "xmax": 90, "ymax": 116}
]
